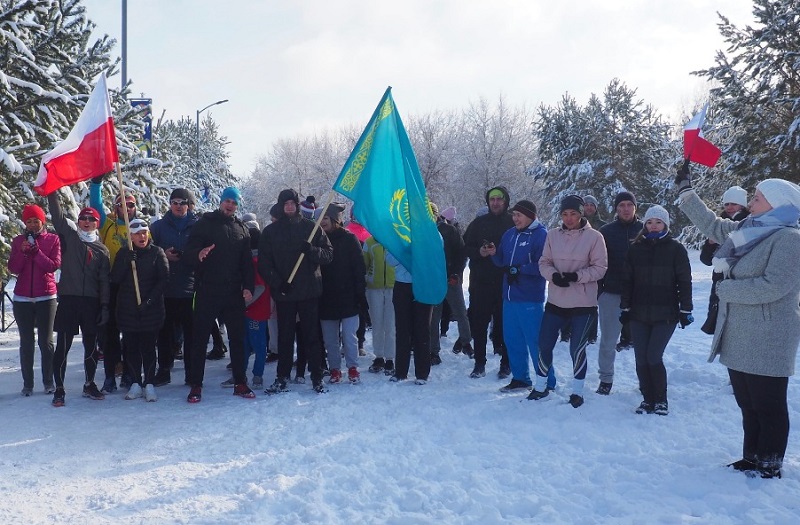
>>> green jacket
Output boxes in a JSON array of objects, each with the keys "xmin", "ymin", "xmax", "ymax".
[{"xmin": 363, "ymin": 236, "xmax": 395, "ymax": 289}]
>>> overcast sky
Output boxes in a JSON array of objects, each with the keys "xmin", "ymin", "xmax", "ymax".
[{"xmin": 82, "ymin": 0, "xmax": 755, "ymax": 178}]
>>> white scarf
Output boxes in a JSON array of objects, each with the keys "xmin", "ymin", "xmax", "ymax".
[{"xmin": 78, "ymin": 230, "xmax": 99, "ymax": 243}]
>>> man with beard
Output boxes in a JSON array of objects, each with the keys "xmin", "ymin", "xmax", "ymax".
[{"xmin": 462, "ymin": 186, "xmax": 514, "ymax": 379}]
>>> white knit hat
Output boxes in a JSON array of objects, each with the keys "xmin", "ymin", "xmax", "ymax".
[
  {"xmin": 756, "ymin": 179, "xmax": 800, "ymax": 210},
  {"xmin": 643, "ymin": 205, "xmax": 670, "ymax": 228},
  {"xmin": 721, "ymin": 186, "xmax": 748, "ymax": 207}
]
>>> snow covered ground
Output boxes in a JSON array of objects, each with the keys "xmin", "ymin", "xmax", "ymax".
[{"xmin": 1, "ymin": 251, "xmax": 798, "ymax": 524}]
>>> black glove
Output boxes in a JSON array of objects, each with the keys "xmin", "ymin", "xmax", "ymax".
[
  {"xmin": 137, "ymin": 298, "xmax": 152, "ymax": 313},
  {"xmin": 506, "ymin": 265, "xmax": 520, "ymax": 285},
  {"xmin": 279, "ymin": 281, "xmax": 294, "ymax": 296},
  {"xmin": 551, "ymin": 272, "xmax": 570, "ymax": 288},
  {"xmin": 91, "ymin": 175, "xmax": 104, "ymax": 184},
  {"xmin": 674, "ymin": 160, "xmax": 692, "ymax": 194},
  {"xmin": 96, "ymin": 305, "xmax": 110, "ymax": 326},
  {"xmin": 299, "ymin": 241, "xmax": 312, "ymax": 255},
  {"xmin": 679, "ymin": 312, "xmax": 694, "ymax": 329},
  {"xmin": 128, "ymin": 250, "xmax": 137, "ymax": 262},
  {"xmin": 619, "ymin": 309, "xmax": 631, "ymax": 325},
  {"xmin": 562, "ymin": 272, "xmax": 578, "ymax": 283}
]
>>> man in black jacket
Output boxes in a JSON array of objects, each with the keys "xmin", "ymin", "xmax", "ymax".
[
  {"xmin": 182, "ymin": 187, "xmax": 255, "ymax": 403},
  {"xmin": 258, "ymin": 188, "xmax": 334, "ymax": 394},
  {"xmin": 596, "ymin": 191, "xmax": 643, "ymax": 395},
  {"xmin": 462, "ymin": 186, "xmax": 513, "ymax": 379},
  {"xmin": 429, "ymin": 203, "xmax": 471, "ymax": 366}
]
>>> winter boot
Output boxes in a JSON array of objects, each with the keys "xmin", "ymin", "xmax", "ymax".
[
  {"xmin": 368, "ymin": 357, "xmax": 385, "ymax": 373},
  {"xmin": 82, "ymin": 382, "xmax": 105, "ymax": 400},
  {"xmin": 234, "ymin": 383, "xmax": 256, "ymax": 398},
  {"xmin": 265, "ymin": 377, "xmax": 289, "ymax": 395},
  {"xmin": 206, "ymin": 343, "xmax": 227, "ymax": 360},
  {"xmin": 469, "ymin": 364, "xmax": 486, "ymax": 378},
  {"xmin": 430, "ymin": 353, "xmax": 442, "ymax": 366},
  {"xmin": 596, "ymin": 382, "xmax": 613, "ymax": 395},
  {"xmin": 383, "ymin": 360, "xmax": 395, "ymax": 376}
]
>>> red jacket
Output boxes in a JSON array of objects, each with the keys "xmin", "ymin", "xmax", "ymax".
[
  {"xmin": 246, "ymin": 256, "xmax": 271, "ymax": 321},
  {"xmin": 8, "ymin": 231, "xmax": 61, "ymax": 299}
]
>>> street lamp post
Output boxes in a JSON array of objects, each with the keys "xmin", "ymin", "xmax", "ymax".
[{"xmin": 195, "ymin": 99, "xmax": 229, "ymax": 176}]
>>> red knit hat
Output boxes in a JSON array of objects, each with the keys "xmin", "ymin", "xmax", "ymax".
[{"xmin": 22, "ymin": 204, "xmax": 46, "ymax": 223}]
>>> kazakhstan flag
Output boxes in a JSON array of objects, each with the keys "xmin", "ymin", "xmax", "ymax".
[{"xmin": 334, "ymin": 87, "xmax": 446, "ymax": 305}]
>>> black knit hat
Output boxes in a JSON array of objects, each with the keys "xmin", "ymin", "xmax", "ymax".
[
  {"xmin": 510, "ymin": 200, "xmax": 537, "ymax": 220},
  {"xmin": 560, "ymin": 194, "xmax": 584, "ymax": 214},
  {"xmin": 278, "ymin": 189, "xmax": 300, "ymax": 206},
  {"xmin": 614, "ymin": 191, "xmax": 636, "ymax": 208},
  {"xmin": 169, "ymin": 187, "xmax": 195, "ymax": 204}
]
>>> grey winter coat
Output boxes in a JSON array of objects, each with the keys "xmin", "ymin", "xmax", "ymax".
[{"xmin": 680, "ymin": 191, "xmax": 800, "ymax": 377}]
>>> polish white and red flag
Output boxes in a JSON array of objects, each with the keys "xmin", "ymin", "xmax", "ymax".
[
  {"xmin": 683, "ymin": 103, "xmax": 721, "ymax": 168},
  {"xmin": 35, "ymin": 72, "xmax": 118, "ymax": 196}
]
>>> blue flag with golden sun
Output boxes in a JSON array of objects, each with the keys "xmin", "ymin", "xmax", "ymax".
[{"xmin": 333, "ymin": 87, "xmax": 446, "ymax": 305}]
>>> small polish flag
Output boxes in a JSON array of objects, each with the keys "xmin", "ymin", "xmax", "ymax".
[
  {"xmin": 34, "ymin": 72, "xmax": 119, "ymax": 196},
  {"xmin": 683, "ymin": 103, "xmax": 721, "ymax": 168}
]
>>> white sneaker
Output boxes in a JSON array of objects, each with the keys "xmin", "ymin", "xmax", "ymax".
[
  {"xmin": 414, "ymin": 378, "xmax": 427, "ymax": 385},
  {"xmin": 144, "ymin": 384, "xmax": 157, "ymax": 402},
  {"xmin": 125, "ymin": 383, "xmax": 143, "ymax": 400}
]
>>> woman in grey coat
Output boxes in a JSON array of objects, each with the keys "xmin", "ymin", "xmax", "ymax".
[{"xmin": 676, "ymin": 170, "xmax": 800, "ymax": 480}]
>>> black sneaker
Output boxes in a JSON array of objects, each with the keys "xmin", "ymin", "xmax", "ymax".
[
  {"xmin": 527, "ymin": 389, "xmax": 549, "ymax": 400},
  {"xmin": 265, "ymin": 352, "xmax": 279, "ymax": 363},
  {"xmin": 569, "ymin": 394, "xmax": 584, "ymax": 408},
  {"xmin": 368, "ymin": 357, "xmax": 385, "ymax": 373},
  {"xmin": 596, "ymin": 382, "xmax": 613, "ymax": 395},
  {"xmin": 462, "ymin": 343, "xmax": 474, "ymax": 359},
  {"xmin": 119, "ymin": 374, "xmax": 133, "ymax": 390},
  {"xmin": 265, "ymin": 378, "xmax": 289, "ymax": 395},
  {"xmin": 206, "ymin": 344, "xmax": 227, "ymax": 360},
  {"xmin": 653, "ymin": 401, "xmax": 669, "ymax": 416},
  {"xmin": 497, "ymin": 364, "xmax": 511, "ymax": 380},
  {"xmin": 52, "ymin": 388, "xmax": 66, "ymax": 407},
  {"xmin": 153, "ymin": 369, "xmax": 171, "ymax": 387},
  {"xmin": 82, "ymin": 382, "xmax": 105, "ymax": 400},
  {"xmin": 383, "ymin": 360, "xmax": 395, "ymax": 376},
  {"xmin": 758, "ymin": 466, "xmax": 782, "ymax": 479},
  {"xmin": 635, "ymin": 401, "xmax": 654, "ymax": 414},
  {"xmin": 499, "ymin": 379, "xmax": 532, "ymax": 393},
  {"xmin": 469, "ymin": 364, "xmax": 486, "ymax": 378},
  {"xmin": 430, "ymin": 353, "xmax": 442, "ymax": 366},
  {"xmin": 312, "ymin": 379, "xmax": 328, "ymax": 394},
  {"xmin": 101, "ymin": 377, "xmax": 117, "ymax": 394},
  {"xmin": 727, "ymin": 459, "xmax": 757, "ymax": 472},
  {"xmin": 452, "ymin": 340, "xmax": 463, "ymax": 354},
  {"xmin": 615, "ymin": 340, "xmax": 632, "ymax": 352}
]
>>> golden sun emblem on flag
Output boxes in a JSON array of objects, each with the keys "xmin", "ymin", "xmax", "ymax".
[{"xmin": 389, "ymin": 189, "xmax": 411, "ymax": 243}]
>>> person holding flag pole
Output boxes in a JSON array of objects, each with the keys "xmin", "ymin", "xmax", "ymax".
[
  {"xmin": 676, "ymin": 103, "xmax": 800, "ymax": 479},
  {"xmin": 258, "ymin": 189, "xmax": 334, "ymax": 395},
  {"xmin": 35, "ymin": 72, "xmax": 120, "ymax": 405}
]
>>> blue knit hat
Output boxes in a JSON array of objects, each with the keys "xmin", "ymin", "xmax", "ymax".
[{"xmin": 220, "ymin": 186, "xmax": 242, "ymax": 205}]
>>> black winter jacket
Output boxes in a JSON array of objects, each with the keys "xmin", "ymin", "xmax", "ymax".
[
  {"xmin": 150, "ymin": 211, "xmax": 198, "ymax": 297},
  {"xmin": 620, "ymin": 234, "xmax": 693, "ymax": 323},
  {"xmin": 319, "ymin": 227, "xmax": 366, "ymax": 320},
  {"xmin": 258, "ymin": 215, "xmax": 334, "ymax": 302},
  {"xmin": 438, "ymin": 219, "xmax": 466, "ymax": 277},
  {"xmin": 599, "ymin": 217, "xmax": 644, "ymax": 294},
  {"xmin": 463, "ymin": 212, "xmax": 514, "ymax": 287},
  {"xmin": 110, "ymin": 243, "xmax": 169, "ymax": 332},
  {"xmin": 182, "ymin": 210, "xmax": 254, "ymax": 293}
]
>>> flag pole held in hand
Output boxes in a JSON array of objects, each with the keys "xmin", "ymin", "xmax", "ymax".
[
  {"xmin": 115, "ymin": 163, "xmax": 141, "ymax": 305},
  {"xmin": 287, "ymin": 192, "xmax": 335, "ymax": 284}
]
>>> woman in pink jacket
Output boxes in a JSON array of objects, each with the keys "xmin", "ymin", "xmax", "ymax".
[
  {"xmin": 527, "ymin": 195, "xmax": 607, "ymax": 408},
  {"xmin": 8, "ymin": 204, "xmax": 61, "ymax": 396}
]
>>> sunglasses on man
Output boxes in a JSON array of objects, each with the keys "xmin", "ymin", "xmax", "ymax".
[
  {"xmin": 170, "ymin": 200, "xmax": 189, "ymax": 206},
  {"xmin": 78, "ymin": 216, "xmax": 98, "ymax": 222},
  {"xmin": 116, "ymin": 202, "xmax": 136, "ymax": 209}
]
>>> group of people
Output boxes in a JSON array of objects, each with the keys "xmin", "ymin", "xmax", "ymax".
[{"xmin": 7, "ymin": 167, "xmax": 800, "ymax": 481}]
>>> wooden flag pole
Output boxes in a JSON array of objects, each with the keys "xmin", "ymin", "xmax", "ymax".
[
  {"xmin": 115, "ymin": 163, "xmax": 141, "ymax": 304},
  {"xmin": 287, "ymin": 192, "xmax": 336, "ymax": 284}
]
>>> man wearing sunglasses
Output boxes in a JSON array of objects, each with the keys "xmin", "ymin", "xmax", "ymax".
[
  {"xmin": 46, "ymin": 192, "xmax": 111, "ymax": 406},
  {"xmin": 149, "ymin": 188, "xmax": 199, "ymax": 387},
  {"xmin": 90, "ymin": 176, "xmax": 142, "ymax": 394}
]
